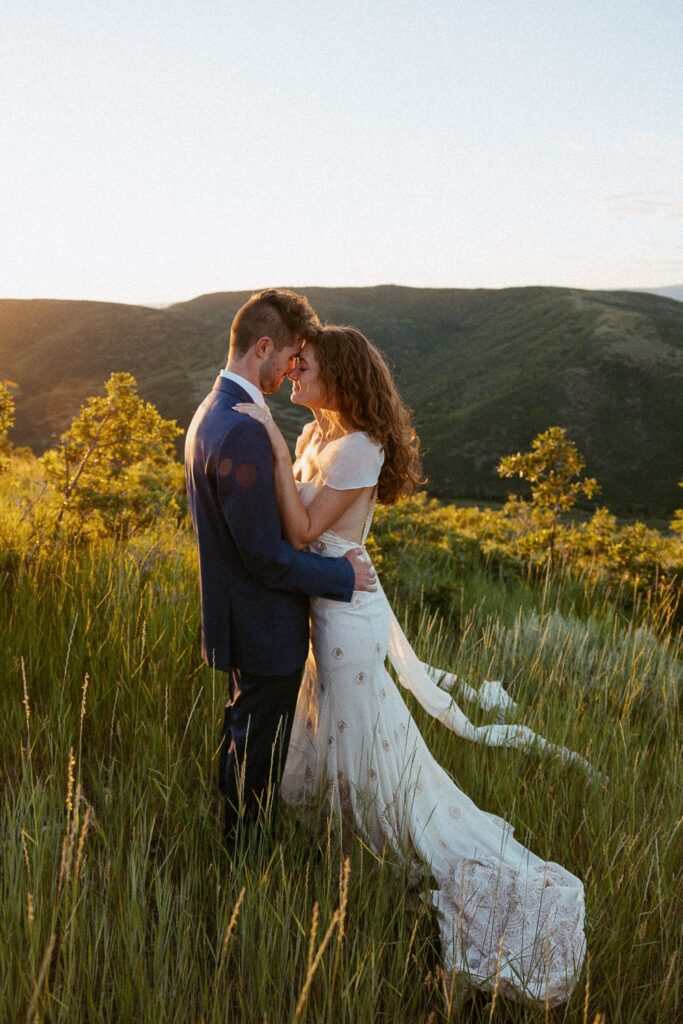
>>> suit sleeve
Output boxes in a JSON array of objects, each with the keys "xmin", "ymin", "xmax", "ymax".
[{"xmin": 216, "ymin": 419, "xmax": 355, "ymax": 601}]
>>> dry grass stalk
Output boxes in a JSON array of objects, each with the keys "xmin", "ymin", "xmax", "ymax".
[
  {"xmin": 331, "ymin": 856, "xmax": 352, "ymax": 987},
  {"xmin": 337, "ymin": 856, "xmax": 351, "ymax": 941},
  {"xmin": 74, "ymin": 802, "xmax": 93, "ymax": 879},
  {"xmin": 661, "ymin": 950, "xmax": 678, "ymax": 1004},
  {"xmin": 306, "ymin": 902, "xmax": 320, "ymax": 976},
  {"xmin": 21, "ymin": 656, "xmax": 31, "ymax": 726},
  {"xmin": 487, "ymin": 936, "xmax": 505, "ymax": 1023},
  {"xmin": 80, "ymin": 672, "xmax": 89, "ymax": 723},
  {"xmin": 20, "ymin": 828, "xmax": 32, "ymax": 877},
  {"xmin": 62, "ymin": 611, "xmax": 78, "ymax": 685},
  {"xmin": 582, "ymin": 953, "xmax": 591, "ymax": 1024},
  {"xmin": 220, "ymin": 885, "xmax": 246, "ymax": 960},
  {"xmin": 58, "ymin": 773, "xmax": 80, "ymax": 898},
  {"xmin": 26, "ymin": 891, "xmax": 35, "ymax": 930},
  {"xmin": 21, "ymin": 657, "xmax": 33, "ymax": 778},
  {"xmin": 25, "ymin": 930, "xmax": 56, "ymax": 1024},
  {"xmin": 293, "ymin": 896, "xmax": 347, "ymax": 1023},
  {"xmin": 65, "ymin": 749, "xmax": 76, "ymax": 817}
]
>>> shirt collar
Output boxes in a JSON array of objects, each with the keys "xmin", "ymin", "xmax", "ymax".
[{"xmin": 219, "ymin": 369, "xmax": 266, "ymax": 407}]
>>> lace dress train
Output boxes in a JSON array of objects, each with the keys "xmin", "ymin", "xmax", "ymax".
[
  {"xmin": 280, "ymin": 427, "xmax": 586, "ymax": 1005},
  {"xmin": 281, "ymin": 527, "xmax": 586, "ymax": 1006}
]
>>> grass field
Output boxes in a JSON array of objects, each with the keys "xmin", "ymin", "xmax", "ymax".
[{"xmin": 1, "ymin": 511, "xmax": 681, "ymax": 1023}]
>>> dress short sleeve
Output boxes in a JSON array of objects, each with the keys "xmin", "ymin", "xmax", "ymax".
[{"xmin": 317, "ymin": 432, "xmax": 384, "ymax": 490}]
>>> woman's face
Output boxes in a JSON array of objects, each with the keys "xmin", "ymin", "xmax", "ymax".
[{"xmin": 288, "ymin": 343, "xmax": 329, "ymax": 411}]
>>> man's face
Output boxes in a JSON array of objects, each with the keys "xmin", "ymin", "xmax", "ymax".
[{"xmin": 258, "ymin": 339, "xmax": 301, "ymax": 394}]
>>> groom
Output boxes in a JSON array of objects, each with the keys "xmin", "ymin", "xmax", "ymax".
[{"xmin": 185, "ymin": 288, "xmax": 375, "ymax": 841}]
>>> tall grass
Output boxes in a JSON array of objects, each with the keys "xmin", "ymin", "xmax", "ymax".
[{"xmin": 1, "ymin": 521, "xmax": 681, "ymax": 1022}]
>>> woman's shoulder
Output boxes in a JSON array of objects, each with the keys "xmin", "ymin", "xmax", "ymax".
[{"xmin": 294, "ymin": 419, "xmax": 318, "ymax": 458}]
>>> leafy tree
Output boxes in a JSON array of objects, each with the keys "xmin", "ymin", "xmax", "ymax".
[
  {"xmin": 671, "ymin": 483, "xmax": 683, "ymax": 536},
  {"xmin": 573, "ymin": 507, "xmax": 618, "ymax": 566},
  {"xmin": 670, "ymin": 482, "xmax": 683, "ymax": 565},
  {"xmin": 41, "ymin": 372, "xmax": 183, "ymax": 537},
  {"xmin": 0, "ymin": 381, "xmax": 17, "ymax": 472},
  {"xmin": 498, "ymin": 426, "xmax": 599, "ymax": 567},
  {"xmin": 0, "ymin": 382, "xmax": 15, "ymax": 434}
]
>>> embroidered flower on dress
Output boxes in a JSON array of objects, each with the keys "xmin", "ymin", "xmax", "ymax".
[
  {"xmin": 355, "ymin": 671, "xmax": 366, "ymax": 684},
  {"xmin": 379, "ymin": 688, "xmax": 387, "ymax": 700},
  {"xmin": 338, "ymin": 720, "xmax": 348, "ymax": 732},
  {"xmin": 333, "ymin": 647, "xmax": 343, "ymax": 660},
  {"xmin": 382, "ymin": 739, "xmax": 390, "ymax": 751}
]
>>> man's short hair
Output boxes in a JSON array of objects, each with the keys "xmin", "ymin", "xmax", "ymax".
[{"xmin": 229, "ymin": 289, "xmax": 320, "ymax": 357}]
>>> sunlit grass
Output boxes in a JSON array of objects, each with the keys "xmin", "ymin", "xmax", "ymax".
[{"xmin": 1, "ymin": 518, "xmax": 681, "ymax": 1022}]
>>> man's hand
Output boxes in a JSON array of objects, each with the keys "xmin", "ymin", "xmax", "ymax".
[{"xmin": 344, "ymin": 548, "xmax": 377, "ymax": 592}]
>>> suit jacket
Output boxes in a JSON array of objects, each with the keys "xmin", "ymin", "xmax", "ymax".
[{"xmin": 185, "ymin": 375, "xmax": 355, "ymax": 675}]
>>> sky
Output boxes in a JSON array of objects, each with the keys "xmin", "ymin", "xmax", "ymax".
[{"xmin": 1, "ymin": 0, "xmax": 682, "ymax": 304}]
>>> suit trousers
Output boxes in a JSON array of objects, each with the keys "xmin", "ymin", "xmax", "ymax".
[{"xmin": 219, "ymin": 665, "xmax": 304, "ymax": 840}]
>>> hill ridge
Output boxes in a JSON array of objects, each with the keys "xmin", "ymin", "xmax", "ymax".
[{"xmin": 2, "ymin": 286, "xmax": 682, "ymax": 515}]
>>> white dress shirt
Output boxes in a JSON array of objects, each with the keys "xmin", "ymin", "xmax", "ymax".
[{"xmin": 219, "ymin": 369, "xmax": 267, "ymax": 408}]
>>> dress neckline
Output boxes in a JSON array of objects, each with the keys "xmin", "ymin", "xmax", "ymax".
[
  {"xmin": 296, "ymin": 425, "xmax": 367, "ymax": 482},
  {"xmin": 309, "ymin": 423, "xmax": 367, "ymax": 449}
]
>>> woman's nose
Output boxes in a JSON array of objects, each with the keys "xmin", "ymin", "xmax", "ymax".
[{"xmin": 287, "ymin": 367, "xmax": 300, "ymax": 380}]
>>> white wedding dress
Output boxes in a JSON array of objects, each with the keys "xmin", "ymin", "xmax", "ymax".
[{"xmin": 280, "ymin": 424, "xmax": 587, "ymax": 1006}]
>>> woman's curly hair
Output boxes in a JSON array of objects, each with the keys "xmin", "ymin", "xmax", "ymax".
[{"xmin": 308, "ymin": 325, "xmax": 423, "ymax": 504}]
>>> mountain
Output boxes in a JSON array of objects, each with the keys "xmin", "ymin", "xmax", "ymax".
[{"xmin": 1, "ymin": 286, "xmax": 682, "ymax": 516}]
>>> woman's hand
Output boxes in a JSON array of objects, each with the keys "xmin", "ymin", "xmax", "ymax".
[{"xmin": 232, "ymin": 403, "xmax": 291, "ymax": 464}]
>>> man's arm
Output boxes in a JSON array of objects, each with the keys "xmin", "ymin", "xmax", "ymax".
[
  {"xmin": 216, "ymin": 419, "xmax": 365, "ymax": 600},
  {"xmin": 231, "ymin": 401, "xmax": 368, "ymax": 550}
]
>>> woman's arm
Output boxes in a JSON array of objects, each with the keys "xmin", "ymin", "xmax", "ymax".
[{"xmin": 232, "ymin": 404, "xmax": 364, "ymax": 549}]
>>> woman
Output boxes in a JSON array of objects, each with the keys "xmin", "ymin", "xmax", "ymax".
[{"xmin": 234, "ymin": 325, "xmax": 587, "ymax": 1006}]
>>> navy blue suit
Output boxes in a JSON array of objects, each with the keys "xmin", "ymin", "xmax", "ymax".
[{"xmin": 185, "ymin": 374, "xmax": 354, "ymax": 835}]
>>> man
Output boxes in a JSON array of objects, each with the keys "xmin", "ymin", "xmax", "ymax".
[{"xmin": 185, "ymin": 288, "xmax": 375, "ymax": 840}]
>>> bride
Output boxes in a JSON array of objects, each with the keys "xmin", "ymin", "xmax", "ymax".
[{"xmin": 234, "ymin": 324, "xmax": 587, "ymax": 1006}]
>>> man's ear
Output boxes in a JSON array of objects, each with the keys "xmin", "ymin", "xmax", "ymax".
[{"xmin": 253, "ymin": 336, "xmax": 274, "ymax": 360}]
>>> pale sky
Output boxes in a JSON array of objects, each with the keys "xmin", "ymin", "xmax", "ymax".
[{"xmin": 1, "ymin": 0, "xmax": 681, "ymax": 304}]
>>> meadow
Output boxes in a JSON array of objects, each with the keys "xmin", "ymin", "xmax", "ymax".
[{"xmin": 1, "ymin": 494, "xmax": 681, "ymax": 1023}]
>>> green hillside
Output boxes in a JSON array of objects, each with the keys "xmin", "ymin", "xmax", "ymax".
[{"xmin": 2, "ymin": 286, "xmax": 682, "ymax": 515}]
